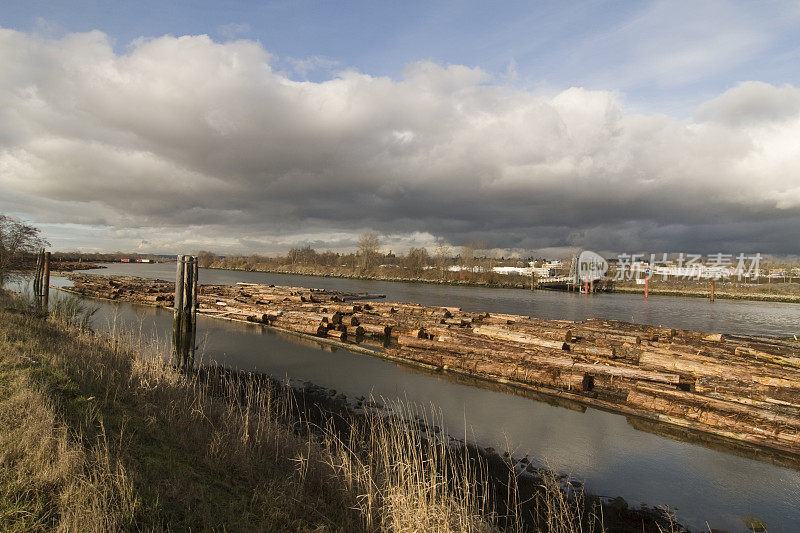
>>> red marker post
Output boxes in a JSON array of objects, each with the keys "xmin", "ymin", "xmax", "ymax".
[{"xmin": 644, "ymin": 278, "xmax": 649, "ymax": 300}]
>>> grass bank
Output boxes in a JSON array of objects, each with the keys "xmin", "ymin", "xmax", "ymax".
[
  {"xmin": 0, "ymin": 291, "xmax": 367, "ymax": 531},
  {"xmin": 614, "ymin": 280, "xmax": 800, "ymax": 304},
  {"xmin": 0, "ymin": 290, "xmax": 685, "ymax": 531}
]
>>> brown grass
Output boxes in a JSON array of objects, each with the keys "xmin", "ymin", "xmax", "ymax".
[{"xmin": 0, "ymin": 290, "xmax": 648, "ymax": 531}]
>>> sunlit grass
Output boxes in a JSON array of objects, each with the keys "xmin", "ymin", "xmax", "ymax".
[{"xmin": 0, "ymin": 288, "xmax": 632, "ymax": 531}]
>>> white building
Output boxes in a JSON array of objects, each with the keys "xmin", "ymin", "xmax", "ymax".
[{"xmin": 492, "ymin": 266, "xmax": 533, "ymax": 275}]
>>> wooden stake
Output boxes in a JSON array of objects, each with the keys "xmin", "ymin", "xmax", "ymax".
[
  {"xmin": 183, "ymin": 257, "xmax": 191, "ymax": 361},
  {"xmin": 644, "ymin": 278, "xmax": 649, "ymax": 300},
  {"xmin": 33, "ymin": 249, "xmax": 42, "ymax": 303},
  {"xmin": 190, "ymin": 257, "xmax": 198, "ymax": 359},
  {"xmin": 42, "ymin": 251, "xmax": 50, "ymax": 309},
  {"xmin": 174, "ymin": 255, "xmax": 185, "ymax": 358},
  {"xmin": 710, "ymin": 278, "xmax": 716, "ymax": 303}
]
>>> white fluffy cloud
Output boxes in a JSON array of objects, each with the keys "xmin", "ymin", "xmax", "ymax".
[{"xmin": 1, "ymin": 28, "xmax": 799, "ymax": 254}]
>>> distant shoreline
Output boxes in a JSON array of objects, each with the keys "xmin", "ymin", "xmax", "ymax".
[
  {"xmin": 198, "ymin": 264, "xmax": 800, "ymax": 304},
  {"xmin": 613, "ymin": 285, "xmax": 800, "ymax": 304}
]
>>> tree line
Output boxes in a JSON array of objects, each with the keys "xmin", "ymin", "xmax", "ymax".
[{"xmin": 195, "ymin": 233, "xmax": 543, "ymax": 286}]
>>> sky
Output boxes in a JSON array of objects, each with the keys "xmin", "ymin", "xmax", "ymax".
[{"xmin": 1, "ymin": 0, "xmax": 800, "ymax": 256}]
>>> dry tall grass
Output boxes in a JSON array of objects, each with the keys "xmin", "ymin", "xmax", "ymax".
[
  {"xmin": 0, "ymin": 342, "xmax": 137, "ymax": 531},
  {"xmin": 0, "ymin": 291, "xmax": 651, "ymax": 531}
]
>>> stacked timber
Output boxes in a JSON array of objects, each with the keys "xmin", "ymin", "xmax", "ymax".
[{"xmin": 65, "ymin": 273, "xmax": 800, "ymax": 456}]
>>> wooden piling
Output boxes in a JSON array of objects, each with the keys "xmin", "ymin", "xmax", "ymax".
[
  {"xmin": 184, "ymin": 256, "xmax": 196, "ymax": 362},
  {"xmin": 174, "ymin": 255, "xmax": 185, "ymax": 358},
  {"xmin": 33, "ymin": 249, "xmax": 43, "ymax": 304},
  {"xmin": 710, "ymin": 278, "xmax": 716, "ymax": 303},
  {"xmin": 42, "ymin": 252, "xmax": 50, "ymax": 309},
  {"xmin": 172, "ymin": 255, "xmax": 198, "ymax": 365},
  {"xmin": 191, "ymin": 258, "xmax": 198, "ymax": 358},
  {"xmin": 644, "ymin": 278, "xmax": 649, "ymax": 300}
]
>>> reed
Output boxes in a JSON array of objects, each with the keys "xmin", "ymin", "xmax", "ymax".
[{"xmin": 0, "ymin": 289, "xmax": 647, "ymax": 531}]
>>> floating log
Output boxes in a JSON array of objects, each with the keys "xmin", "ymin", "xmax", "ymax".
[
  {"xmin": 360, "ymin": 323, "xmax": 392, "ymax": 338},
  {"xmin": 473, "ymin": 325, "xmax": 569, "ymax": 351},
  {"xmin": 326, "ymin": 329, "xmax": 347, "ymax": 341}
]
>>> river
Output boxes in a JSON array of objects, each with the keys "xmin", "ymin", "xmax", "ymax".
[
  {"xmin": 48, "ymin": 264, "xmax": 800, "ymax": 531},
  {"xmin": 91, "ymin": 262, "xmax": 799, "ymax": 337}
]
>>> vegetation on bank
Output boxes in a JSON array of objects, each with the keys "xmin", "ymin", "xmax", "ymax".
[
  {"xmin": 614, "ymin": 279, "xmax": 800, "ymax": 303},
  {"xmin": 197, "ymin": 241, "xmax": 540, "ymax": 289},
  {"xmin": 0, "ymin": 215, "xmax": 48, "ymax": 286},
  {"xmin": 5, "ymin": 290, "xmax": 676, "ymax": 532}
]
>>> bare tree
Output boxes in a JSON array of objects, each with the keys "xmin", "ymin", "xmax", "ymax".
[
  {"xmin": 357, "ymin": 232, "xmax": 381, "ymax": 272},
  {"xmin": 435, "ymin": 240, "xmax": 450, "ymax": 279},
  {"xmin": 196, "ymin": 250, "xmax": 219, "ymax": 268},
  {"xmin": 405, "ymin": 247, "xmax": 429, "ymax": 276},
  {"xmin": 0, "ymin": 214, "xmax": 48, "ymax": 285},
  {"xmin": 435, "ymin": 241, "xmax": 449, "ymax": 265},
  {"xmin": 460, "ymin": 242, "xmax": 475, "ymax": 272}
]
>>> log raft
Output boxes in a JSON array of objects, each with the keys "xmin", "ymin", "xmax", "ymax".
[{"xmin": 66, "ymin": 273, "xmax": 800, "ymax": 456}]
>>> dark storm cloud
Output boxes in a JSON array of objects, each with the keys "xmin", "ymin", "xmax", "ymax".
[{"xmin": 1, "ymin": 29, "xmax": 799, "ymax": 254}]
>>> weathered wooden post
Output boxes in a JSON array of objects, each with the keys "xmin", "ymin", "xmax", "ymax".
[
  {"xmin": 174, "ymin": 255, "xmax": 185, "ymax": 359},
  {"xmin": 530, "ymin": 271, "xmax": 536, "ymax": 291},
  {"xmin": 190, "ymin": 257, "xmax": 198, "ymax": 360},
  {"xmin": 33, "ymin": 248, "xmax": 43, "ymax": 306},
  {"xmin": 710, "ymin": 278, "xmax": 716, "ymax": 303},
  {"xmin": 182, "ymin": 255, "xmax": 194, "ymax": 363},
  {"xmin": 172, "ymin": 255, "xmax": 198, "ymax": 366},
  {"xmin": 42, "ymin": 251, "xmax": 50, "ymax": 309},
  {"xmin": 644, "ymin": 277, "xmax": 649, "ymax": 300}
]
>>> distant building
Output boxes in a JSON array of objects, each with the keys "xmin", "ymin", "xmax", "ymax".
[
  {"xmin": 448, "ymin": 265, "xmax": 486, "ymax": 273},
  {"xmin": 529, "ymin": 260, "xmax": 561, "ymax": 277},
  {"xmin": 492, "ymin": 266, "xmax": 533, "ymax": 275}
]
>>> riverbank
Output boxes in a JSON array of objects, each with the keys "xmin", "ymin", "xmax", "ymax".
[
  {"xmin": 0, "ymin": 290, "xmax": 687, "ymax": 531},
  {"xmin": 0, "ymin": 291, "xmax": 360, "ymax": 531},
  {"xmin": 614, "ymin": 281, "xmax": 800, "ymax": 304},
  {"xmin": 204, "ymin": 263, "xmax": 800, "ymax": 304},
  {"xmin": 207, "ymin": 262, "xmax": 537, "ymax": 289}
]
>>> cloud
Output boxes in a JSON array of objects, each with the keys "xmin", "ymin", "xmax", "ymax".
[
  {"xmin": 696, "ymin": 81, "xmax": 800, "ymax": 126},
  {"xmin": 286, "ymin": 55, "xmax": 340, "ymax": 78},
  {"xmin": 217, "ymin": 23, "xmax": 250, "ymax": 40},
  {"xmin": 0, "ymin": 28, "xmax": 799, "ymax": 255}
]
